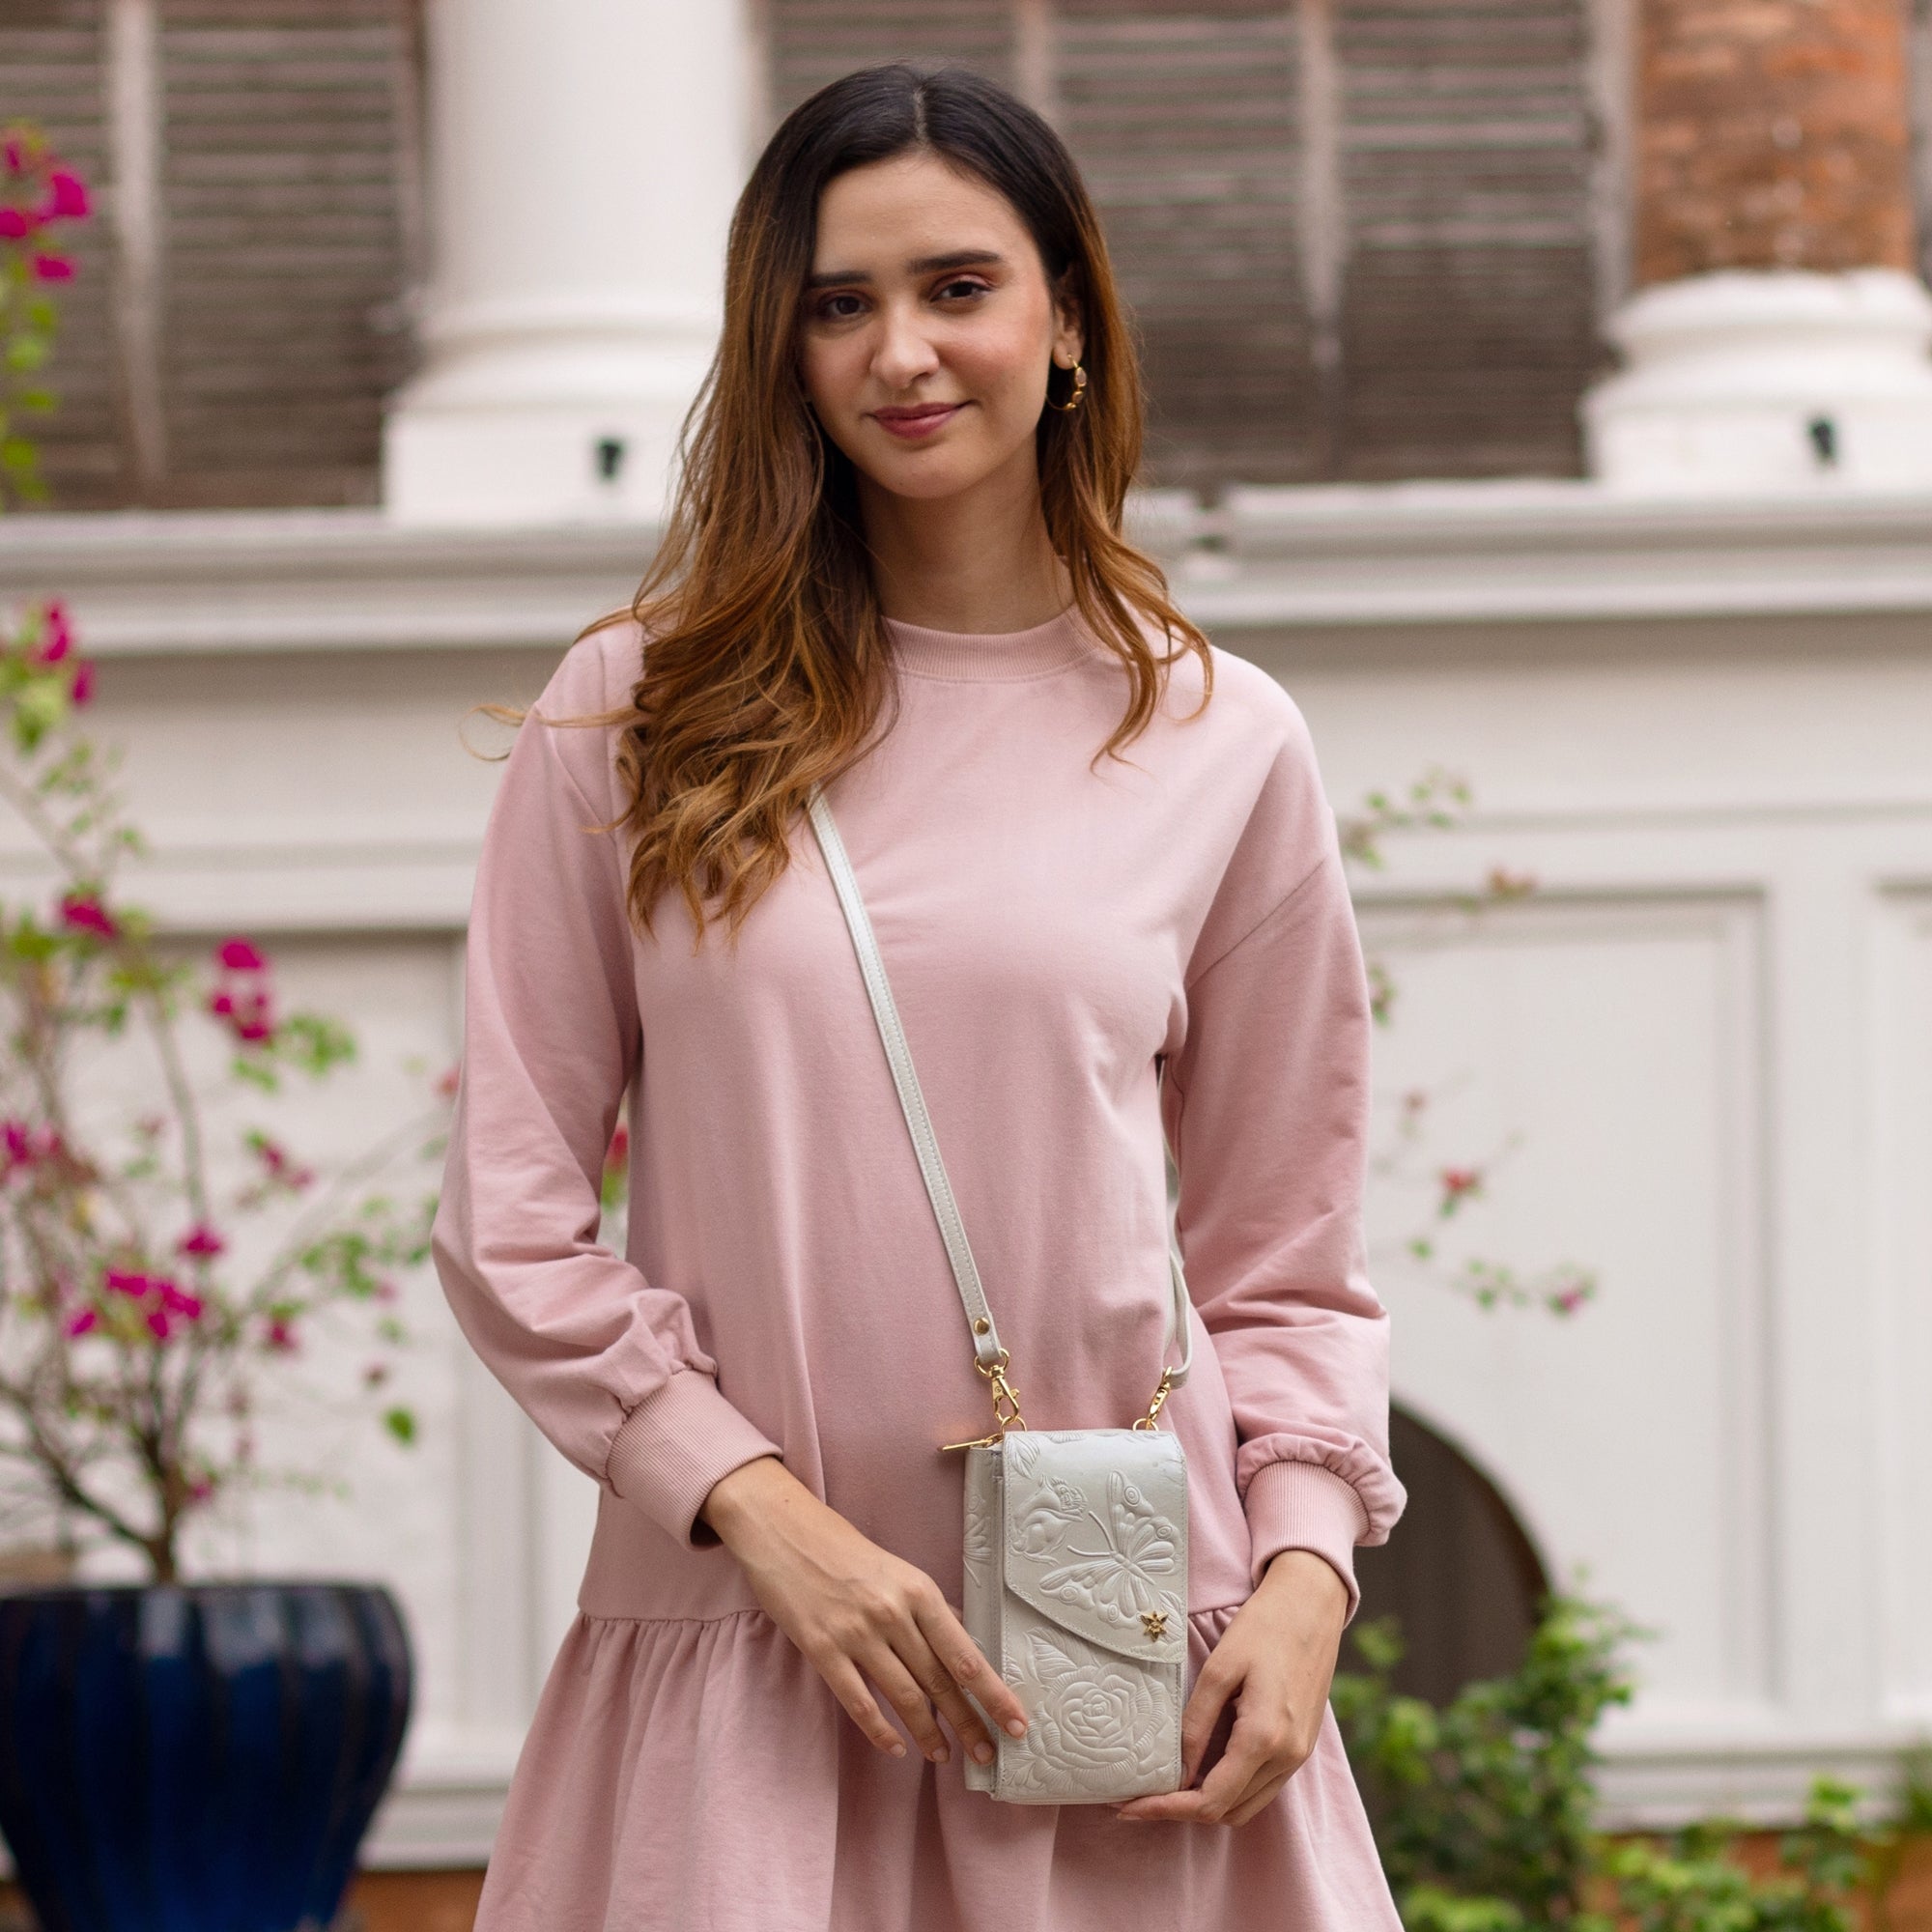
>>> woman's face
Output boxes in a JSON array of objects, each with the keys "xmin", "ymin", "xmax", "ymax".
[{"xmin": 797, "ymin": 152, "xmax": 1083, "ymax": 506}]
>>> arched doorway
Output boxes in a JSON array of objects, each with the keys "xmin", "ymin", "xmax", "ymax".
[{"xmin": 1350, "ymin": 1408, "xmax": 1549, "ymax": 1705}]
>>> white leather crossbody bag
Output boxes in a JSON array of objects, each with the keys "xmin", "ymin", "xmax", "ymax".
[{"xmin": 808, "ymin": 788, "xmax": 1194, "ymax": 1804}]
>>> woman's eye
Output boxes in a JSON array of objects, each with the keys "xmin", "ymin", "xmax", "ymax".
[
  {"xmin": 813, "ymin": 292, "xmax": 867, "ymax": 322},
  {"xmin": 935, "ymin": 278, "xmax": 990, "ymax": 302}
]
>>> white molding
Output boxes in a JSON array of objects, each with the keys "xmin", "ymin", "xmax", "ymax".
[
  {"xmin": 1594, "ymin": 1729, "xmax": 1928, "ymax": 1830},
  {"xmin": 13, "ymin": 489, "xmax": 1932, "ymax": 658},
  {"xmin": 1871, "ymin": 889, "xmax": 1932, "ymax": 1731}
]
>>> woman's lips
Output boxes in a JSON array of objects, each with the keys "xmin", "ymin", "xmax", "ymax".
[{"xmin": 871, "ymin": 402, "xmax": 966, "ymax": 440}]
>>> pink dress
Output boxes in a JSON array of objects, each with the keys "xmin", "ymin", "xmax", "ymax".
[{"xmin": 432, "ymin": 608, "xmax": 1407, "ymax": 1931}]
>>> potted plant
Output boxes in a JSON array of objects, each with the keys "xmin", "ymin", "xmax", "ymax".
[{"xmin": 0, "ymin": 125, "xmax": 449, "ymax": 1932}]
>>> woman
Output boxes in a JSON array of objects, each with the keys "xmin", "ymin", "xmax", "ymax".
[{"xmin": 433, "ymin": 59, "xmax": 1406, "ymax": 1932}]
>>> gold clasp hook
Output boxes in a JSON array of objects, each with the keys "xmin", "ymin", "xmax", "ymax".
[
  {"xmin": 1131, "ymin": 1368, "xmax": 1176, "ymax": 1432},
  {"xmin": 938, "ymin": 1349, "xmax": 1029, "ymax": 1453}
]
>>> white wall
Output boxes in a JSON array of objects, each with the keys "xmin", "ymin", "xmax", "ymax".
[{"xmin": 4, "ymin": 487, "xmax": 1929, "ymax": 1856}]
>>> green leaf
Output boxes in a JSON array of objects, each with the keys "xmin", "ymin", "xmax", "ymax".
[
  {"xmin": 230, "ymin": 1054, "xmax": 279, "ymax": 1093},
  {"xmin": 384, "ymin": 1406, "xmax": 417, "ymax": 1444}
]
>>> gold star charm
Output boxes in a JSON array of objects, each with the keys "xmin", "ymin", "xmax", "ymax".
[{"xmin": 1141, "ymin": 1608, "xmax": 1169, "ymax": 1641}]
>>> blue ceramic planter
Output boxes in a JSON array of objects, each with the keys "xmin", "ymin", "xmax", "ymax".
[{"xmin": 0, "ymin": 1580, "xmax": 412, "ymax": 1932}]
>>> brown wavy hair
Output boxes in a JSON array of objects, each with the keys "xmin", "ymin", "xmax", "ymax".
[{"xmin": 562, "ymin": 60, "xmax": 1211, "ymax": 944}]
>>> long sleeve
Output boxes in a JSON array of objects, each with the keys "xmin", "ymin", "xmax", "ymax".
[
  {"xmin": 1161, "ymin": 696, "xmax": 1406, "ymax": 1616},
  {"xmin": 431, "ymin": 629, "xmax": 783, "ymax": 1548}
]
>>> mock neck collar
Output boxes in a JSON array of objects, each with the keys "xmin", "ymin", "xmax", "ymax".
[{"xmin": 882, "ymin": 605, "xmax": 1100, "ymax": 681}]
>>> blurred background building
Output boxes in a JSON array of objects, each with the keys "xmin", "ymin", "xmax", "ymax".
[{"xmin": 3, "ymin": 0, "xmax": 1931, "ymax": 1884}]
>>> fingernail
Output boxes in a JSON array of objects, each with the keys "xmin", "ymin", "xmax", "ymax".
[
  {"xmin": 890, "ymin": 1743, "xmax": 906, "ymax": 1757},
  {"xmin": 1006, "ymin": 1719, "xmax": 1027, "ymax": 1737},
  {"xmin": 930, "ymin": 1747, "xmax": 949, "ymax": 1763},
  {"xmin": 973, "ymin": 1742, "xmax": 994, "ymax": 1764}
]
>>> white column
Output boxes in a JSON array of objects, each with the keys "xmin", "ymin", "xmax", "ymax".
[
  {"xmin": 1582, "ymin": 270, "xmax": 1932, "ymax": 495},
  {"xmin": 384, "ymin": 0, "xmax": 754, "ymax": 526}
]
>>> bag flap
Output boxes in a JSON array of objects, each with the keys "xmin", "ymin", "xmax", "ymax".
[{"xmin": 998, "ymin": 1429, "xmax": 1187, "ymax": 1667}]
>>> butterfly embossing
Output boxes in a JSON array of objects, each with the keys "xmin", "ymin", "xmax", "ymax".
[{"xmin": 1035, "ymin": 1470, "xmax": 1180, "ymax": 1626}]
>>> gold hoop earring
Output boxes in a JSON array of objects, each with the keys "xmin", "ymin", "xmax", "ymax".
[{"xmin": 1046, "ymin": 360, "xmax": 1087, "ymax": 412}]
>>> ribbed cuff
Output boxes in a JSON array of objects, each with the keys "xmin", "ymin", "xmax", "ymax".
[
  {"xmin": 1242, "ymin": 1460, "xmax": 1371, "ymax": 1620},
  {"xmin": 605, "ymin": 1369, "xmax": 784, "ymax": 1548}
]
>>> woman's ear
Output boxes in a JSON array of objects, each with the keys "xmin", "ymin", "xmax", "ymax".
[{"xmin": 1052, "ymin": 270, "xmax": 1085, "ymax": 370}]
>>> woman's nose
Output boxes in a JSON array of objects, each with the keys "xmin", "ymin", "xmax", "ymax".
[{"xmin": 872, "ymin": 301, "xmax": 941, "ymax": 390}]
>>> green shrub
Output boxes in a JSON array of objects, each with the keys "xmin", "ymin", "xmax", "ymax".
[{"xmin": 1332, "ymin": 1598, "xmax": 1930, "ymax": 1932}]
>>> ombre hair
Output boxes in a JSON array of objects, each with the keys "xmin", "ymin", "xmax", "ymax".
[{"xmin": 567, "ymin": 60, "xmax": 1212, "ymax": 943}]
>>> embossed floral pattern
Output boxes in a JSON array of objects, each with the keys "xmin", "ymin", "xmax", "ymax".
[
  {"xmin": 1013, "ymin": 1475, "xmax": 1087, "ymax": 1557},
  {"xmin": 963, "ymin": 1475, "xmax": 994, "ymax": 1595},
  {"xmin": 1003, "ymin": 1626, "xmax": 1174, "ymax": 1798}
]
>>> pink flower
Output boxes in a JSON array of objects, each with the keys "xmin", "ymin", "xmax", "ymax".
[
  {"xmin": 265, "ymin": 1316, "xmax": 298, "ymax": 1352},
  {"xmin": 209, "ymin": 984, "xmax": 274, "ymax": 1042},
  {"xmin": 32, "ymin": 601, "xmax": 71, "ymax": 666},
  {"xmin": 64, "ymin": 1308, "xmax": 98, "ymax": 1337},
  {"xmin": 43, "ymin": 170, "xmax": 88, "ymax": 220},
  {"xmin": 1439, "ymin": 1167, "xmax": 1483, "ymax": 1201},
  {"xmin": 3, "ymin": 138, "xmax": 25, "ymax": 175},
  {"xmin": 251, "ymin": 1135, "xmax": 315, "ymax": 1189},
  {"xmin": 146, "ymin": 1306, "xmax": 173, "ymax": 1341},
  {"xmin": 70, "ymin": 661, "xmax": 94, "ymax": 706},
  {"xmin": 605, "ymin": 1122, "xmax": 629, "ymax": 1170},
  {"xmin": 157, "ymin": 1281, "xmax": 203, "ymax": 1321},
  {"xmin": 59, "ymin": 892, "xmax": 117, "ymax": 940},
  {"xmin": 105, "ymin": 1267, "xmax": 150, "ymax": 1298},
  {"xmin": 31, "ymin": 254, "xmax": 72, "ymax": 282},
  {"xmin": 209, "ymin": 938, "xmax": 275, "ymax": 1044},
  {"xmin": 0, "ymin": 209, "xmax": 29, "ymax": 241},
  {"xmin": 186, "ymin": 1475, "xmax": 215, "ymax": 1503},
  {"xmin": 3, "ymin": 1120, "xmax": 35, "ymax": 1170},
  {"xmin": 179, "ymin": 1222, "xmax": 225, "ymax": 1259},
  {"xmin": 435, "ymin": 1063, "xmax": 460, "ymax": 1100}
]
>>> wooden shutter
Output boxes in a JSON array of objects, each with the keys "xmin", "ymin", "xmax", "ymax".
[
  {"xmin": 1057, "ymin": 1, "xmax": 1319, "ymax": 486},
  {"xmin": 0, "ymin": 0, "xmax": 128, "ymax": 508},
  {"xmin": 156, "ymin": 0, "xmax": 420, "ymax": 506},
  {"xmin": 766, "ymin": 2, "xmax": 1016, "ymax": 118},
  {"xmin": 0, "ymin": 0, "xmax": 420, "ymax": 510},
  {"xmin": 1334, "ymin": 0, "xmax": 1599, "ymax": 479}
]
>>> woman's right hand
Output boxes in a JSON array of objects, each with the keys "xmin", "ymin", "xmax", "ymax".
[{"xmin": 699, "ymin": 1453, "xmax": 1030, "ymax": 1768}]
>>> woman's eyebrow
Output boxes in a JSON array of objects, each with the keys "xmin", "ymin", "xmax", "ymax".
[{"xmin": 804, "ymin": 248, "xmax": 1008, "ymax": 292}]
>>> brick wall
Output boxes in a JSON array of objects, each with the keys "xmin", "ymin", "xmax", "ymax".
[{"xmin": 1635, "ymin": 0, "xmax": 1916, "ymax": 282}]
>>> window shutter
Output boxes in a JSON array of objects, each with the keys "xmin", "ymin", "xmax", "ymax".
[
  {"xmin": 766, "ymin": 2, "xmax": 1016, "ymax": 118},
  {"xmin": 0, "ymin": 0, "xmax": 421, "ymax": 510},
  {"xmin": 156, "ymin": 0, "xmax": 421, "ymax": 506},
  {"xmin": 1058, "ymin": 1, "xmax": 1319, "ymax": 485},
  {"xmin": 0, "ymin": 0, "xmax": 128, "ymax": 508},
  {"xmin": 763, "ymin": 0, "xmax": 1605, "ymax": 485},
  {"xmin": 1335, "ymin": 0, "xmax": 1600, "ymax": 479}
]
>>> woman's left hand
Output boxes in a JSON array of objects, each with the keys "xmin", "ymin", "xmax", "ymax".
[{"xmin": 1112, "ymin": 1548, "xmax": 1350, "ymax": 1827}]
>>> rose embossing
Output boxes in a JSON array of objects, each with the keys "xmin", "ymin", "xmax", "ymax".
[
  {"xmin": 1006, "ymin": 1627, "xmax": 1171, "ymax": 1794},
  {"xmin": 1013, "ymin": 1476, "xmax": 1087, "ymax": 1558}
]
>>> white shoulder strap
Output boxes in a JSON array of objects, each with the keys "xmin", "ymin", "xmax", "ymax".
[{"xmin": 807, "ymin": 785, "xmax": 1192, "ymax": 1392}]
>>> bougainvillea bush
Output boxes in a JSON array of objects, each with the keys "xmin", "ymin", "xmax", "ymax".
[
  {"xmin": 0, "ymin": 597, "xmax": 451, "ymax": 1581},
  {"xmin": 0, "ymin": 124, "xmax": 450, "ymax": 1583},
  {"xmin": 0, "ymin": 120, "xmax": 86, "ymax": 509},
  {"xmin": 1340, "ymin": 769, "xmax": 1599, "ymax": 1324}
]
